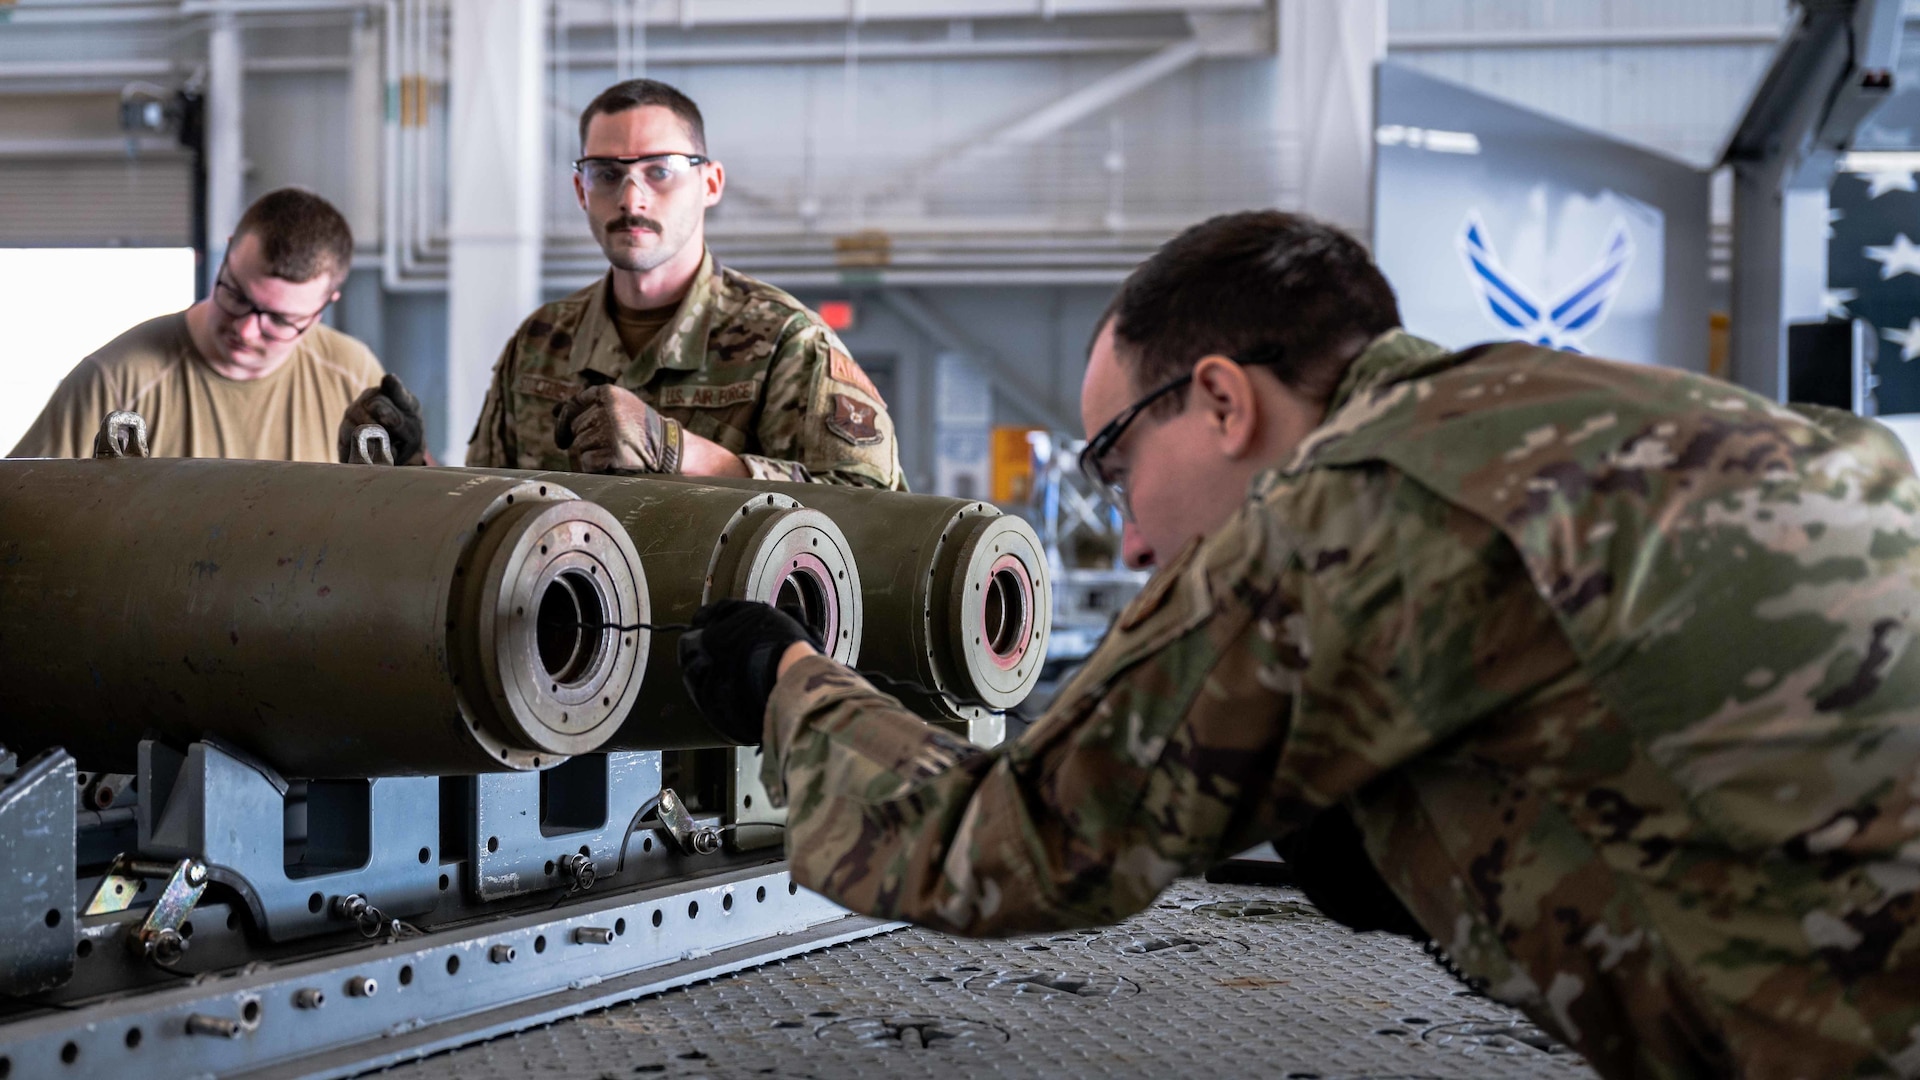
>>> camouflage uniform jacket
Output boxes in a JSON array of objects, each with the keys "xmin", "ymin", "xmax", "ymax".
[
  {"xmin": 764, "ymin": 331, "xmax": 1920, "ymax": 1080},
  {"xmin": 466, "ymin": 250, "xmax": 905, "ymax": 488}
]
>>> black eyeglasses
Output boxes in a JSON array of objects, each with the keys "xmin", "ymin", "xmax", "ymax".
[
  {"xmin": 1077, "ymin": 344, "xmax": 1286, "ymax": 520},
  {"xmin": 210, "ymin": 257, "xmax": 330, "ymax": 342}
]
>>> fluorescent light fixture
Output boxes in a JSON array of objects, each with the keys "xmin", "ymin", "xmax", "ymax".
[
  {"xmin": 1375, "ymin": 124, "xmax": 1482, "ymax": 155},
  {"xmin": 1839, "ymin": 151, "xmax": 1920, "ymax": 173}
]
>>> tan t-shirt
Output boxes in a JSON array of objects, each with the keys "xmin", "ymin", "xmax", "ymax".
[
  {"xmin": 7, "ymin": 311, "xmax": 384, "ymax": 462},
  {"xmin": 609, "ymin": 294, "xmax": 676, "ymax": 358}
]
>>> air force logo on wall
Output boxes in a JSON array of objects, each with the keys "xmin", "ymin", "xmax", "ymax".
[{"xmin": 1457, "ymin": 211, "xmax": 1635, "ymax": 352}]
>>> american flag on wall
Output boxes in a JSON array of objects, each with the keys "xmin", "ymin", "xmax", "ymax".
[{"xmin": 1830, "ymin": 164, "xmax": 1920, "ymax": 414}]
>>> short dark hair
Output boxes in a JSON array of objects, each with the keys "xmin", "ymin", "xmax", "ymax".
[
  {"xmin": 1106, "ymin": 210, "xmax": 1401, "ymax": 407},
  {"xmin": 232, "ymin": 187, "xmax": 354, "ymax": 284},
  {"xmin": 579, "ymin": 79, "xmax": 707, "ymax": 154}
]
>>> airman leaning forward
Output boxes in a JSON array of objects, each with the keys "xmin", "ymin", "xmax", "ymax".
[{"xmin": 680, "ymin": 211, "xmax": 1920, "ymax": 1079}]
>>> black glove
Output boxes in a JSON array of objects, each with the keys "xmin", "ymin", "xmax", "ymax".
[
  {"xmin": 338, "ymin": 374, "xmax": 428, "ymax": 466},
  {"xmin": 678, "ymin": 599, "xmax": 821, "ymax": 743},
  {"xmin": 1273, "ymin": 805, "xmax": 1426, "ymax": 939}
]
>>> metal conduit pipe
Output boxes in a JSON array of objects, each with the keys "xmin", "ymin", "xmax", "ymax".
[
  {"xmin": 380, "ymin": 11, "xmax": 439, "ymax": 289},
  {"xmin": 406, "ymin": 0, "xmax": 443, "ymax": 267},
  {"xmin": 382, "ymin": 0, "xmax": 452, "ymax": 290}
]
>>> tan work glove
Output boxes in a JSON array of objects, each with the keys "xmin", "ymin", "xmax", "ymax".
[
  {"xmin": 337, "ymin": 374, "xmax": 429, "ymax": 466},
  {"xmin": 553, "ymin": 383, "xmax": 685, "ymax": 475}
]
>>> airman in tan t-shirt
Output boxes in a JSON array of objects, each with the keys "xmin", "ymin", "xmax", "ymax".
[
  {"xmin": 8, "ymin": 312, "xmax": 382, "ymax": 461},
  {"xmin": 9, "ymin": 187, "xmax": 396, "ymax": 464}
]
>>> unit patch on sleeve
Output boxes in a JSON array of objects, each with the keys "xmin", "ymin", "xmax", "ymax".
[{"xmin": 826, "ymin": 392, "xmax": 883, "ymax": 446}]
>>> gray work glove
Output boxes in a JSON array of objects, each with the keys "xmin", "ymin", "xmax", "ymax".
[
  {"xmin": 553, "ymin": 383, "xmax": 684, "ymax": 475},
  {"xmin": 338, "ymin": 374, "xmax": 428, "ymax": 466}
]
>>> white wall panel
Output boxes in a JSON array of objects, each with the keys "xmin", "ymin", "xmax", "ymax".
[
  {"xmin": 0, "ymin": 157, "xmax": 193, "ymax": 246},
  {"xmin": 243, "ymin": 71, "xmax": 355, "ymax": 210},
  {"xmin": 1386, "ymin": 0, "xmax": 1785, "ymax": 166},
  {"xmin": 1389, "ymin": 0, "xmax": 1785, "ymax": 32}
]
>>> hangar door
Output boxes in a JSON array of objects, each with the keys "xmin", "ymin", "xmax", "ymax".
[
  {"xmin": 0, "ymin": 92, "xmax": 193, "ymax": 247},
  {"xmin": 0, "ymin": 152, "xmax": 193, "ymax": 247}
]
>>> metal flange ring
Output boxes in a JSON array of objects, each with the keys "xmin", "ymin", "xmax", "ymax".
[
  {"xmin": 464, "ymin": 488, "xmax": 649, "ymax": 765},
  {"xmin": 942, "ymin": 513, "xmax": 1050, "ymax": 710},
  {"xmin": 715, "ymin": 507, "xmax": 862, "ymax": 666}
]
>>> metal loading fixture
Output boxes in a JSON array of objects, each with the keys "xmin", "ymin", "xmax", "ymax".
[
  {"xmin": 0, "ymin": 455, "xmax": 648, "ymax": 776},
  {"xmin": 662, "ymin": 479, "xmax": 1051, "ymax": 722},
  {"xmin": 463, "ymin": 472, "xmax": 861, "ymax": 749}
]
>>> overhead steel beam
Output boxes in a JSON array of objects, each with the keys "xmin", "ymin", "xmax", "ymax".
[
  {"xmin": 870, "ymin": 20, "xmax": 1249, "ymax": 210},
  {"xmin": 3, "ymin": 1, "xmax": 369, "ymax": 24},
  {"xmin": 0, "ymin": 137, "xmax": 185, "ymax": 158},
  {"xmin": 550, "ymin": 0, "xmax": 1263, "ymax": 28},
  {"xmin": 1389, "ymin": 24, "xmax": 1784, "ymax": 51},
  {"xmin": 1723, "ymin": 0, "xmax": 1903, "ymax": 401},
  {"xmin": 0, "ymin": 59, "xmax": 175, "ymax": 80},
  {"xmin": 991, "ymin": 39, "xmax": 1206, "ymax": 148},
  {"xmin": 879, "ymin": 289, "xmax": 1080, "ymax": 434},
  {"xmin": 555, "ymin": 36, "xmax": 1181, "ymax": 67},
  {"xmin": 0, "ymin": 58, "xmax": 351, "ymax": 80}
]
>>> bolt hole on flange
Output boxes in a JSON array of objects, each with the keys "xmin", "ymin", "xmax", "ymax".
[{"xmin": 535, "ymin": 569, "xmax": 605, "ymax": 686}]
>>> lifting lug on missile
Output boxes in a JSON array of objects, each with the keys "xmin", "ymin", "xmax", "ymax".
[{"xmin": 347, "ymin": 423, "xmax": 395, "ymax": 466}]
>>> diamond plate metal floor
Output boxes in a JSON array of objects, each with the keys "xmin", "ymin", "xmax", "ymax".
[{"xmin": 367, "ymin": 880, "xmax": 1599, "ymax": 1080}]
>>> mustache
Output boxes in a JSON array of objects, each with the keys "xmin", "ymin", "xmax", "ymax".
[{"xmin": 607, "ymin": 214, "xmax": 663, "ymax": 235}]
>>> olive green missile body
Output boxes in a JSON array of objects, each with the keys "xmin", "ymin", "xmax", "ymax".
[
  {"xmin": 463, "ymin": 471, "xmax": 861, "ymax": 748},
  {"xmin": 0, "ymin": 457, "xmax": 650, "ymax": 776},
  {"xmin": 660, "ymin": 478, "xmax": 1050, "ymax": 722}
]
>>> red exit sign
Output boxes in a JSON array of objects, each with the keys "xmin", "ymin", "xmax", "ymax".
[{"xmin": 818, "ymin": 300, "xmax": 855, "ymax": 332}]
